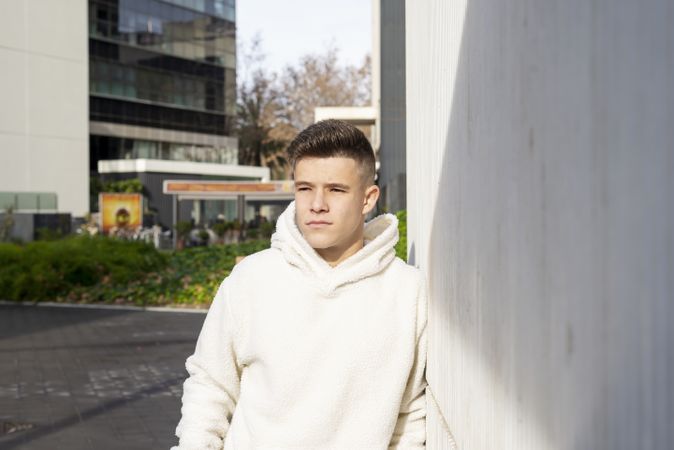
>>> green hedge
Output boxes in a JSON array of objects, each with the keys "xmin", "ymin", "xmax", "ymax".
[
  {"xmin": 61, "ymin": 240, "xmax": 270, "ymax": 306},
  {"xmin": 1, "ymin": 212, "xmax": 407, "ymax": 306},
  {"xmin": 0, "ymin": 236, "xmax": 167, "ymax": 301},
  {"xmin": 0, "ymin": 237, "xmax": 269, "ymax": 306}
]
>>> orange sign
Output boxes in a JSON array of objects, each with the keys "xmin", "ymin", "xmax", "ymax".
[
  {"xmin": 163, "ymin": 181, "xmax": 294, "ymax": 196},
  {"xmin": 166, "ymin": 182, "xmax": 277, "ymax": 193},
  {"xmin": 99, "ymin": 193, "xmax": 142, "ymax": 234}
]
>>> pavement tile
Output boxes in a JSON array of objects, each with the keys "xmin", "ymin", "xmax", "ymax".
[{"xmin": 0, "ymin": 304, "xmax": 205, "ymax": 450}]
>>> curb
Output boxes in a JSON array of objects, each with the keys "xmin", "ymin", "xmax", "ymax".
[{"xmin": 0, "ymin": 300, "xmax": 209, "ymax": 314}]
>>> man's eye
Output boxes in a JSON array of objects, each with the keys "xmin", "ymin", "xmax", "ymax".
[
  {"xmin": 297, "ymin": 187, "xmax": 310, "ymax": 191},
  {"xmin": 331, "ymin": 188, "xmax": 345, "ymax": 193}
]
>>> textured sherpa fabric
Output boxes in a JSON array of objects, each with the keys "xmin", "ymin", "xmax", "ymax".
[{"xmin": 172, "ymin": 201, "xmax": 428, "ymax": 450}]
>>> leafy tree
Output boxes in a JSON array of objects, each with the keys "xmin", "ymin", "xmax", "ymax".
[{"xmin": 235, "ymin": 36, "xmax": 290, "ymax": 179}]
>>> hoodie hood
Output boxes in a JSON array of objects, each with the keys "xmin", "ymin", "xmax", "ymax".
[{"xmin": 270, "ymin": 201, "xmax": 399, "ymax": 296}]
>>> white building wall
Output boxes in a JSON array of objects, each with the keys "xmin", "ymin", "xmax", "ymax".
[
  {"xmin": 0, "ymin": 0, "xmax": 89, "ymax": 216},
  {"xmin": 406, "ymin": 1, "xmax": 673, "ymax": 449}
]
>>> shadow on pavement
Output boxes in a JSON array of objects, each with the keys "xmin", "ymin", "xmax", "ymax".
[
  {"xmin": 0, "ymin": 375, "xmax": 185, "ymax": 449},
  {"xmin": 0, "ymin": 304, "xmax": 136, "ymax": 342}
]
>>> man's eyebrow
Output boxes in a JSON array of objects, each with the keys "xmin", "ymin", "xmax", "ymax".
[
  {"xmin": 294, "ymin": 181, "xmax": 350, "ymax": 190},
  {"xmin": 326, "ymin": 183, "xmax": 350, "ymax": 190}
]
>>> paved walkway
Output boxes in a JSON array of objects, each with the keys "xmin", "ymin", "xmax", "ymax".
[{"xmin": 0, "ymin": 304, "xmax": 206, "ymax": 450}]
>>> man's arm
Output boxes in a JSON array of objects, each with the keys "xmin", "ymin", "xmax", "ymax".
[
  {"xmin": 389, "ymin": 276, "xmax": 428, "ymax": 449},
  {"xmin": 171, "ymin": 279, "xmax": 242, "ymax": 450}
]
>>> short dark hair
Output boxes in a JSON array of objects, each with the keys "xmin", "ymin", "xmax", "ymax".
[{"xmin": 287, "ymin": 119, "xmax": 376, "ymax": 186}]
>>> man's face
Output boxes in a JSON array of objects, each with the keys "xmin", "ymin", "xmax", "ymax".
[{"xmin": 294, "ymin": 156, "xmax": 376, "ymax": 252}]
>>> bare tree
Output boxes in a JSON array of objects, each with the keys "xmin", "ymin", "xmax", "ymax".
[
  {"xmin": 235, "ymin": 38, "xmax": 371, "ymax": 179},
  {"xmin": 277, "ymin": 45, "xmax": 371, "ymax": 133}
]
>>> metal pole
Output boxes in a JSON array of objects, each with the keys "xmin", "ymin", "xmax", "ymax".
[
  {"xmin": 237, "ymin": 194, "xmax": 245, "ymax": 241},
  {"xmin": 172, "ymin": 195, "xmax": 177, "ymax": 249},
  {"xmin": 237, "ymin": 194, "xmax": 245, "ymax": 224}
]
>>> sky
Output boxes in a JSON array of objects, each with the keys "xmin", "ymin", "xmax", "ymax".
[{"xmin": 236, "ymin": 0, "xmax": 372, "ymax": 76}]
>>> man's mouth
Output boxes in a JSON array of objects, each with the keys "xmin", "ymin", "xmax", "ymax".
[{"xmin": 306, "ymin": 221, "xmax": 332, "ymax": 228}]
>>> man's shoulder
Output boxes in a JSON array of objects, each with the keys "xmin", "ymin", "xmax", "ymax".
[
  {"xmin": 217, "ymin": 247, "xmax": 286, "ymax": 298},
  {"xmin": 230, "ymin": 247, "xmax": 283, "ymax": 276},
  {"xmin": 386, "ymin": 256, "xmax": 425, "ymax": 287}
]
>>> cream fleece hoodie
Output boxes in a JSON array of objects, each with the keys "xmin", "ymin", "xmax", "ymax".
[{"xmin": 172, "ymin": 201, "xmax": 428, "ymax": 449}]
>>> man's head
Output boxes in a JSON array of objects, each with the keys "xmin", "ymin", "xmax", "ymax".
[
  {"xmin": 287, "ymin": 119, "xmax": 376, "ymax": 186},
  {"xmin": 287, "ymin": 119, "xmax": 379, "ymax": 262}
]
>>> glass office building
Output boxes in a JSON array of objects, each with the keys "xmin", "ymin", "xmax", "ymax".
[
  {"xmin": 89, "ymin": 0, "xmax": 235, "ymax": 133},
  {"xmin": 88, "ymin": 0, "xmax": 236, "ymax": 136},
  {"xmin": 88, "ymin": 0, "xmax": 251, "ymax": 226}
]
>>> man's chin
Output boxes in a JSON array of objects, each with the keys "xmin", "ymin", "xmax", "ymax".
[
  {"xmin": 302, "ymin": 233, "xmax": 336, "ymax": 250},
  {"xmin": 306, "ymin": 239, "xmax": 335, "ymax": 251}
]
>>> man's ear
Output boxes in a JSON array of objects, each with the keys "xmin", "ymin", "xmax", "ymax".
[{"xmin": 362, "ymin": 184, "xmax": 380, "ymax": 215}]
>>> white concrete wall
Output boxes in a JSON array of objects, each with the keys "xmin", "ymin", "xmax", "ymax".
[
  {"xmin": 406, "ymin": 1, "xmax": 673, "ymax": 449},
  {"xmin": 0, "ymin": 0, "xmax": 89, "ymax": 216}
]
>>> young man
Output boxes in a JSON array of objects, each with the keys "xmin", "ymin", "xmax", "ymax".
[{"xmin": 171, "ymin": 119, "xmax": 428, "ymax": 449}]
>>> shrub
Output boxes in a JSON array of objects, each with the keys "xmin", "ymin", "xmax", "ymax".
[
  {"xmin": 174, "ymin": 221, "xmax": 192, "ymax": 240},
  {"xmin": 0, "ymin": 235, "xmax": 167, "ymax": 302},
  {"xmin": 0, "ymin": 206, "xmax": 15, "ymax": 242},
  {"xmin": 260, "ymin": 221, "xmax": 275, "ymax": 238},
  {"xmin": 35, "ymin": 227, "xmax": 63, "ymax": 241},
  {"xmin": 61, "ymin": 239, "xmax": 271, "ymax": 306},
  {"xmin": 247, "ymin": 228, "xmax": 259, "ymax": 240},
  {"xmin": 212, "ymin": 222, "xmax": 228, "ymax": 239},
  {"xmin": 395, "ymin": 210, "xmax": 407, "ymax": 261}
]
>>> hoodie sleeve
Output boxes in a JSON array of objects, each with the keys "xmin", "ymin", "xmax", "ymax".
[
  {"xmin": 171, "ymin": 278, "xmax": 242, "ymax": 450},
  {"xmin": 389, "ymin": 275, "xmax": 429, "ymax": 449}
]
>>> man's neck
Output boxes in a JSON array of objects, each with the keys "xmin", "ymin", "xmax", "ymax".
[{"xmin": 316, "ymin": 237, "xmax": 365, "ymax": 268}]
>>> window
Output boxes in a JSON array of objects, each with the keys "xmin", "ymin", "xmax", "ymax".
[{"xmin": 89, "ymin": 0, "xmax": 233, "ymax": 66}]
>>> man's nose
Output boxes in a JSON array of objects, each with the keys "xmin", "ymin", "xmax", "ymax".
[{"xmin": 311, "ymin": 190, "xmax": 328, "ymax": 212}]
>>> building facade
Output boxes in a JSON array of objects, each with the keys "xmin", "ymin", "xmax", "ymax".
[
  {"xmin": 406, "ymin": 1, "xmax": 674, "ymax": 448},
  {"xmin": 2, "ymin": 0, "xmax": 271, "ymax": 229},
  {"xmin": 377, "ymin": 0, "xmax": 406, "ymax": 213},
  {"xmin": 88, "ymin": 0, "xmax": 261, "ymax": 227},
  {"xmin": 0, "ymin": 0, "xmax": 89, "ymax": 217},
  {"xmin": 313, "ymin": 0, "xmax": 406, "ymax": 214}
]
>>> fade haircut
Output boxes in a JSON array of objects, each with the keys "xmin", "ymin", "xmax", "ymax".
[{"xmin": 287, "ymin": 119, "xmax": 376, "ymax": 186}]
